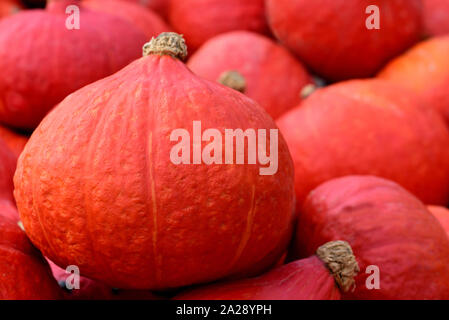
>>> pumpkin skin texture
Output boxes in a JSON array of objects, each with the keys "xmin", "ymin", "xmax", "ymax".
[
  {"xmin": 14, "ymin": 33, "xmax": 295, "ymax": 290},
  {"xmin": 0, "ymin": 126, "xmax": 28, "ymax": 159},
  {"xmin": 187, "ymin": 31, "xmax": 313, "ymax": 120},
  {"xmin": 170, "ymin": 0, "xmax": 270, "ymax": 52},
  {"xmin": 294, "ymin": 175, "xmax": 449, "ymax": 300},
  {"xmin": 0, "ymin": 138, "xmax": 16, "ymax": 204},
  {"xmin": 266, "ymin": 0, "xmax": 422, "ymax": 81},
  {"xmin": 83, "ymin": 0, "xmax": 171, "ymax": 38},
  {"xmin": 0, "ymin": 208, "xmax": 62, "ymax": 300},
  {"xmin": 0, "ymin": 0, "xmax": 147, "ymax": 130},
  {"xmin": 176, "ymin": 241, "xmax": 359, "ymax": 300},
  {"xmin": 276, "ymin": 79, "xmax": 449, "ymax": 207},
  {"xmin": 423, "ymin": 0, "xmax": 449, "ymax": 36},
  {"xmin": 0, "ymin": 0, "xmax": 22, "ymax": 18},
  {"xmin": 378, "ymin": 36, "xmax": 449, "ymax": 126},
  {"xmin": 428, "ymin": 206, "xmax": 449, "ymax": 237}
]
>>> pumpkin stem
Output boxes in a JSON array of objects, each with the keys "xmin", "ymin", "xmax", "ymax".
[
  {"xmin": 316, "ymin": 240, "xmax": 360, "ymax": 293},
  {"xmin": 218, "ymin": 71, "xmax": 246, "ymax": 93},
  {"xmin": 300, "ymin": 84, "xmax": 317, "ymax": 99},
  {"xmin": 143, "ymin": 32, "xmax": 188, "ymax": 61}
]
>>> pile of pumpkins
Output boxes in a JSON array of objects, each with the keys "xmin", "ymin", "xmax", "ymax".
[{"xmin": 2, "ymin": 0, "xmax": 449, "ymax": 300}]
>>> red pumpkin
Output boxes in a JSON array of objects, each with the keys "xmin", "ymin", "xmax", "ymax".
[
  {"xmin": 14, "ymin": 33, "xmax": 295, "ymax": 290},
  {"xmin": 378, "ymin": 36, "xmax": 449, "ymax": 126},
  {"xmin": 176, "ymin": 241, "xmax": 359, "ymax": 300},
  {"xmin": 0, "ymin": 138, "xmax": 16, "ymax": 204},
  {"xmin": 294, "ymin": 175, "xmax": 449, "ymax": 300},
  {"xmin": 48, "ymin": 261, "xmax": 159, "ymax": 300},
  {"xmin": 83, "ymin": 0, "xmax": 171, "ymax": 39},
  {"xmin": 277, "ymin": 79, "xmax": 449, "ymax": 207},
  {"xmin": 0, "ymin": 0, "xmax": 147, "ymax": 130},
  {"xmin": 170, "ymin": 0, "xmax": 270, "ymax": 52},
  {"xmin": 266, "ymin": 0, "xmax": 422, "ymax": 81},
  {"xmin": 122, "ymin": 0, "xmax": 170, "ymax": 20},
  {"xmin": 423, "ymin": 0, "xmax": 449, "ymax": 36},
  {"xmin": 428, "ymin": 205, "xmax": 449, "ymax": 237},
  {"xmin": 187, "ymin": 31, "xmax": 313, "ymax": 120},
  {"xmin": 0, "ymin": 208, "xmax": 62, "ymax": 300},
  {"xmin": 0, "ymin": 125, "xmax": 28, "ymax": 159},
  {"xmin": 0, "ymin": 0, "xmax": 21, "ymax": 18}
]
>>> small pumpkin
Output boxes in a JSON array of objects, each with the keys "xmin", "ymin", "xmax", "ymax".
[
  {"xmin": 176, "ymin": 241, "xmax": 359, "ymax": 300},
  {"xmin": 378, "ymin": 36, "xmax": 449, "ymax": 126},
  {"xmin": 83, "ymin": 0, "xmax": 171, "ymax": 39},
  {"xmin": 277, "ymin": 79, "xmax": 449, "ymax": 207},
  {"xmin": 14, "ymin": 33, "xmax": 295, "ymax": 290},
  {"xmin": 170, "ymin": 0, "xmax": 270, "ymax": 52},
  {"xmin": 294, "ymin": 175, "xmax": 449, "ymax": 300},
  {"xmin": 0, "ymin": 208, "xmax": 62, "ymax": 300},
  {"xmin": 266, "ymin": 0, "xmax": 422, "ymax": 81},
  {"xmin": 187, "ymin": 31, "xmax": 313, "ymax": 120},
  {"xmin": 423, "ymin": 0, "xmax": 449, "ymax": 36},
  {"xmin": 0, "ymin": 0, "xmax": 147, "ymax": 130},
  {"xmin": 0, "ymin": 0, "xmax": 22, "ymax": 18},
  {"xmin": 0, "ymin": 125, "xmax": 28, "ymax": 159}
]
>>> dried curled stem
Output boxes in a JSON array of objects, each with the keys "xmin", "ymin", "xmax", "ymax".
[
  {"xmin": 218, "ymin": 70, "xmax": 246, "ymax": 93},
  {"xmin": 143, "ymin": 32, "xmax": 188, "ymax": 61},
  {"xmin": 316, "ymin": 240, "xmax": 360, "ymax": 293}
]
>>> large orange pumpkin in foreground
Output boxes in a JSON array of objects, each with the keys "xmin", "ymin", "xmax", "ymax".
[
  {"xmin": 0, "ymin": 0, "xmax": 147, "ymax": 130},
  {"xmin": 378, "ymin": 36, "xmax": 449, "ymax": 126},
  {"xmin": 277, "ymin": 79, "xmax": 449, "ymax": 207},
  {"xmin": 170, "ymin": 0, "xmax": 270, "ymax": 52},
  {"xmin": 266, "ymin": 0, "xmax": 422, "ymax": 81},
  {"xmin": 187, "ymin": 31, "xmax": 312, "ymax": 120},
  {"xmin": 0, "ymin": 207, "xmax": 62, "ymax": 300},
  {"xmin": 14, "ymin": 33, "xmax": 295, "ymax": 290},
  {"xmin": 294, "ymin": 175, "xmax": 449, "ymax": 299}
]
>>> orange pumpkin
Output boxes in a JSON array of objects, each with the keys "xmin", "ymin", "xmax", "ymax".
[
  {"xmin": 83, "ymin": 0, "xmax": 171, "ymax": 38},
  {"xmin": 187, "ymin": 31, "xmax": 313, "ymax": 120},
  {"xmin": 14, "ymin": 33, "xmax": 295, "ymax": 290},
  {"xmin": 378, "ymin": 36, "xmax": 449, "ymax": 126},
  {"xmin": 0, "ymin": 0, "xmax": 147, "ymax": 130},
  {"xmin": 277, "ymin": 79, "xmax": 449, "ymax": 207},
  {"xmin": 0, "ymin": 207, "xmax": 62, "ymax": 300},
  {"xmin": 423, "ymin": 0, "xmax": 449, "ymax": 36}
]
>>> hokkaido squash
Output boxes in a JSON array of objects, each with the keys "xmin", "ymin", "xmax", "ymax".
[
  {"xmin": 14, "ymin": 33, "xmax": 295, "ymax": 290},
  {"xmin": 0, "ymin": 0, "xmax": 147, "ymax": 130},
  {"xmin": 423, "ymin": 0, "xmax": 449, "ymax": 36},
  {"xmin": 428, "ymin": 206, "xmax": 449, "ymax": 238},
  {"xmin": 48, "ymin": 261, "xmax": 159, "ymax": 300},
  {"xmin": 187, "ymin": 31, "xmax": 313, "ymax": 120},
  {"xmin": 0, "ymin": 126, "xmax": 28, "ymax": 159},
  {"xmin": 83, "ymin": 0, "xmax": 171, "ymax": 39},
  {"xmin": 276, "ymin": 79, "xmax": 449, "ymax": 207},
  {"xmin": 176, "ymin": 241, "xmax": 359, "ymax": 300},
  {"xmin": 378, "ymin": 36, "xmax": 449, "ymax": 126},
  {"xmin": 0, "ymin": 0, "xmax": 22, "ymax": 18},
  {"xmin": 0, "ymin": 139, "xmax": 16, "ymax": 204},
  {"xmin": 170, "ymin": 0, "xmax": 270, "ymax": 52},
  {"xmin": 294, "ymin": 175, "xmax": 449, "ymax": 300},
  {"xmin": 266, "ymin": 0, "xmax": 422, "ymax": 81},
  {"xmin": 122, "ymin": 0, "xmax": 170, "ymax": 20},
  {"xmin": 0, "ymin": 208, "xmax": 62, "ymax": 300}
]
